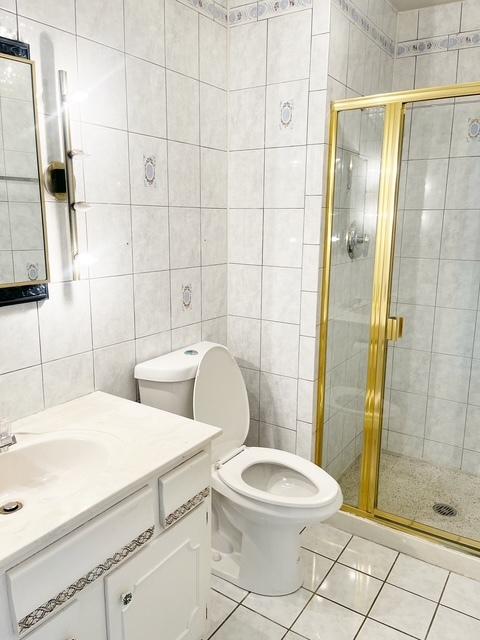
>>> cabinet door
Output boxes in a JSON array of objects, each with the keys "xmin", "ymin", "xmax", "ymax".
[
  {"xmin": 105, "ymin": 503, "xmax": 209, "ymax": 640},
  {"xmin": 22, "ymin": 581, "xmax": 107, "ymax": 640}
]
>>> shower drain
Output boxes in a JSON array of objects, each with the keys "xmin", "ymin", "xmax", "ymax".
[{"xmin": 432, "ymin": 502, "xmax": 457, "ymax": 517}]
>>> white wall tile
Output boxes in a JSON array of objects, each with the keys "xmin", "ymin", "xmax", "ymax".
[
  {"xmin": 462, "ymin": 0, "xmax": 480, "ymax": 31},
  {"xmin": 229, "ymin": 150, "xmax": 264, "ymax": 208},
  {"xmin": 135, "ymin": 330, "xmax": 172, "ymax": 364},
  {"xmin": 259, "ymin": 422, "xmax": 296, "ymax": 453},
  {"xmin": 125, "ymin": 0, "xmax": 165, "ymax": 65},
  {"xmin": 90, "ymin": 275, "xmax": 135, "ymax": 348},
  {"xmin": 76, "ymin": 0, "xmax": 124, "ymax": 50},
  {"xmin": 83, "ymin": 125, "xmax": 130, "ymax": 204},
  {"xmin": 134, "ymin": 271, "xmax": 171, "ymax": 338},
  {"xmin": 17, "ymin": 0, "xmax": 75, "ymax": 32},
  {"xmin": 94, "ymin": 340, "xmax": 136, "ymax": 400},
  {"xmin": 260, "ymin": 371, "xmax": 298, "ymax": 429},
  {"xmin": 262, "ymin": 266, "xmax": 301, "ymax": 324},
  {"xmin": 43, "ymin": 351, "xmax": 94, "ymax": 408},
  {"xmin": 228, "ymin": 209, "xmax": 263, "ymax": 265},
  {"xmin": 265, "ymin": 146, "xmax": 306, "ymax": 208},
  {"xmin": 329, "ymin": 7, "xmax": 349, "ymax": 85},
  {"xmin": 201, "ymin": 209, "xmax": 227, "ymax": 266},
  {"xmin": 170, "ymin": 267, "xmax": 201, "ymax": 328},
  {"xmin": 0, "ymin": 302, "xmax": 40, "ymax": 374},
  {"xmin": 0, "ymin": 365, "xmax": 44, "ymax": 421},
  {"xmin": 77, "ymin": 38, "xmax": 127, "ymax": 129},
  {"xmin": 167, "ymin": 70, "xmax": 199, "ymax": 144},
  {"xmin": 169, "ymin": 208, "xmax": 201, "ymax": 269},
  {"xmin": 230, "ymin": 21, "xmax": 267, "ymax": 90},
  {"xmin": 132, "ymin": 206, "xmax": 170, "ymax": 273},
  {"xmin": 265, "ymin": 80, "xmax": 308, "ymax": 148},
  {"xmin": 267, "ymin": 11, "xmax": 312, "ymax": 84},
  {"xmin": 263, "ymin": 209, "xmax": 303, "ymax": 268},
  {"xmin": 168, "ymin": 142, "xmax": 200, "ymax": 207},
  {"xmin": 228, "ymin": 315, "xmax": 261, "ymax": 369},
  {"xmin": 199, "ymin": 16, "xmax": 227, "ymax": 89},
  {"xmin": 38, "ymin": 281, "xmax": 92, "ymax": 362},
  {"xmin": 228, "ymin": 263, "xmax": 261, "ymax": 318},
  {"xmin": 418, "ymin": 2, "xmax": 461, "ymax": 38},
  {"xmin": 396, "ymin": 10, "xmax": 418, "ymax": 42},
  {"xmin": 312, "ymin": 0, "xmax": 330, "ymax": 35},
  {"xmin": 200, "ymin": 84, "xmax": 227, "ymax": 151},
  {"xmin": 127, "ymin": 57, "xmax": 166, "ymax": 138},
  {"xmin": 87, "ymin": 204, "xmax": 132, "ymax": 278},
  {"xmin": 414, "ymin": 51, "xmax": 458, "ymax": 89},
  {"xmin": 202, "ymin": 264, "xmax": 227, "ymax": 320},
  {"xmin": 165, "ymin": 0, "xmax": 198, "ymax": 78},
  {"xmin": 229, "ymin": 87, "xmax": 265, "ymax": 151},
  {"xmin": 129, "ymin": 134, "xmax": 168, "ymax": 206},
  {"xmin": 261, "ymin": 320, "xmax": 299, "ymax": 377},
  {"xmin": 201, "ymin": 148, "xmax": 227, "ymax": 208}
]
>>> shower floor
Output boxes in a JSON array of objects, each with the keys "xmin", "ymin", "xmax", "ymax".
[{"xmin": 339, "ymin": 451, "xmax": 480, "ymax": 542}]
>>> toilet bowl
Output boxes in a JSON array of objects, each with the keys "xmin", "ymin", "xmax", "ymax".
[{"xmin": 134, "ymin": 342, "xmax": 342, "ymax": 596}]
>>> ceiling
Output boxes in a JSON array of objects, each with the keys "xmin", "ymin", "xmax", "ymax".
[{"xmin": 390, "ymin": 0, "xmax": 459, "ymax": 10}]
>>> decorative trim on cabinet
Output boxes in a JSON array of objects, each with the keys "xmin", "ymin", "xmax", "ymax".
[
  {"xmin": 164, "ymin": 487, "xmax": 210, "ymax": 527},
  {"xmin": 18, "ymin": 526, "xmax": 155, "ymax": 634}
]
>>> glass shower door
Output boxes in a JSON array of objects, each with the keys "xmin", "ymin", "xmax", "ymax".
[
  {"xmin": 377, "ymin": 96, "xmax": 480, "ymax": 543},
  {"xmin": 321, "ymin": 105, "xmax": 386, "ymax": 509}
]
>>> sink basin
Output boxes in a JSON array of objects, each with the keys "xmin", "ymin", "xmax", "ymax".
[{"xmin": 0, "ymin": 431, "xmax": 122, "ymax": 503}]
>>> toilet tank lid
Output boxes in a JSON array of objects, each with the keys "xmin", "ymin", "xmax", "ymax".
[{"xmin": 134, "ymin": 342, "xmax": 221, "ymax": 383}]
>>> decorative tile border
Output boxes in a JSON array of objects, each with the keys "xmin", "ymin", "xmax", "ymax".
[
  {"xmin": 332, "ymin": 0, "xmax": 395, "ymax": 56},
  {"xmin": 397, "ymin": 29, "xmax": 480, "ymax": 58},
  {"xmin": 177, "ymin": 0, "xmax": 227, "ymax": 24},
  {"xmin": 229, "ymin": 0, "xmax": 313, "ymax": 26}
]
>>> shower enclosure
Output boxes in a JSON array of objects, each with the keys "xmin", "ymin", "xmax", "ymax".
[{"xmin": 317, "ymin": 81, "xmax": 480, "ymax": 554}]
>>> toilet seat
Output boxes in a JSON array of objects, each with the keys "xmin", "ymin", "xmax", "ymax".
[
  {"xmin": 217, "ymin": 447, "xmax": 340, "ymax": 509},
  {"xmin": 193, "ymin": 344, "xmax": 340, "ymax": 512}
]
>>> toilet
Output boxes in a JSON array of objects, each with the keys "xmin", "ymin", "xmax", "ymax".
[{"xmin": 134, "ymin": 342, "xmax": 342, "ymax": 596}]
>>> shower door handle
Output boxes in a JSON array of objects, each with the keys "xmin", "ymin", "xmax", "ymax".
[{"xmin": 386, "ymin": 316, "xmax": 404, "ymax": 341}]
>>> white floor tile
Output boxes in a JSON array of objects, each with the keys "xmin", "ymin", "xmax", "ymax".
[
  {"xmin": 441, "ymin": 572, "xmax": 480, "ymax": 619},
  {"xmin": 427, "ymin": 605, "xmax": 480, "ymax": 639},
  {"xmin": 387, "ymin": 554, "xmax": 448, "ymax": 601},
  {"xmin": 210, "ymin": 605, "xmax": 286, "ymax": 640},
  {"xmin": 317, "ymin": 563, "xmax": 383, "ymax": 615},
  {"xmin": 356, "ymin": 619, "xmax": 414, "ymax": 639},
  {"xmin": 283, "ymin": 634, "xmax": 307, "ymax": 640},
  {"xmin": 243, "ymin": 587, "xmax": 312, "ymax": 628},
  {"xmin": 292, "ymin": 594, "xmax": 364, "ymax": 640},
  {"xmin": 338, "ymin": 536, "xmax": 398, "ymax": 580},
  {"xmin": 370, "ymin": 584, "xmax": 437, "ymax": 639},
  {"xmin": 207, "ymin": 589, "xmax": 237, "ymax": 637},
  {"xmin": 300, "ymin": 548, "xmax": 334, "ymax": 592},
  {"xmin": 301, "ymin": 523, "xmax": 352, "ymax": 560},
  {"xmin": 211, "ymin": 575, "xmax": 249, "ymax": 602}
]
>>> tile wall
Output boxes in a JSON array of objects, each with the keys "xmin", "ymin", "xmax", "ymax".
[
  {"xmin": 0, "ymin": 0, "xmax": 228, "ymax": 420},
  {"xmin": 384, "ymin": 0, "xmax": 480, "ymax": 476}
]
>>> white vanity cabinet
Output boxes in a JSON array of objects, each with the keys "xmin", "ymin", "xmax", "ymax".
[
  {"xmin": 105, "ymin": 502, "xmax": 209, "ymax": 640},
  {"xmin": 2, "ymin": 447, "xmax": 212, "ymax": 640}
]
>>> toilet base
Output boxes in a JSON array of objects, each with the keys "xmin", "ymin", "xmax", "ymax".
[{"xmin": 212, "ymin": 499, "xmax": 303, "ymax": 596}]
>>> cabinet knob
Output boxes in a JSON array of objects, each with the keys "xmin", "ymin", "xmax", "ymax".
[{"xmin": 121, "ymin": 591, "xmax": 133, "ymax": 606}]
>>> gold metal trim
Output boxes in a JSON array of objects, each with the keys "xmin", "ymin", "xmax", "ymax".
[
  {"xmin": 316, "ymin": 81, "xmax": 480, "ymax": 554},
  {"xmin": 0, "ymin": 52, "xmax": 50, "ymax": 290},
  {"xmin": 386, "ymin": 316, "xmax": 404, "ymax": 341}
]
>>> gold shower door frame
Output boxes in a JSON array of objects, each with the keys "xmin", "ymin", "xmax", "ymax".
[{"xmin": 316, "ymin": 81, "xmax": 480, "ymax": 556}]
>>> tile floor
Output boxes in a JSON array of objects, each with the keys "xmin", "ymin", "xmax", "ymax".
[
  {"xmin": 206, "ymin": 522, "xmax": 480, "ymax": 640},
  {"xmin": 340, "ymin": 452, "xmax": 480, "ymax": 541}
]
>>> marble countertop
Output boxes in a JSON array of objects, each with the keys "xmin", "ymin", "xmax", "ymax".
[{"xmin": 0, "ymin": 392, "xmax": 220, "ymax": 569}]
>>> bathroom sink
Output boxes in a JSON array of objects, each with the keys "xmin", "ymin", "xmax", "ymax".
[{"xmin": 0, "ymin": 431, "xmax": 122, "ymax": 504}]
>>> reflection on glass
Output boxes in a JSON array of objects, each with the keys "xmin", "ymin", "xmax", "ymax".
[
  {"xmin": 322, "ymin": 106, "xmax": 385, "ymax": 508},
  {"xmin": 0, "ymin": 56, "xmax": 46, "ymax": 287}
]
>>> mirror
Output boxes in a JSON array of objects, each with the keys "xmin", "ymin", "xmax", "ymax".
[{"xmin": 0, "ymin": 53, "xmax": 48, "ymax": 289}]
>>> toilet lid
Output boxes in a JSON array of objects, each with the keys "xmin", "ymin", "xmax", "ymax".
[{"xmin": 193, "ymin": 346, "xmax": 250, "ymax": 461}]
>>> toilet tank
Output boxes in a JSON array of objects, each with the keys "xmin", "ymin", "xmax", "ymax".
[{"xmin": 134, "ymin": 342, "xmax": 220, "ymax": 418}]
